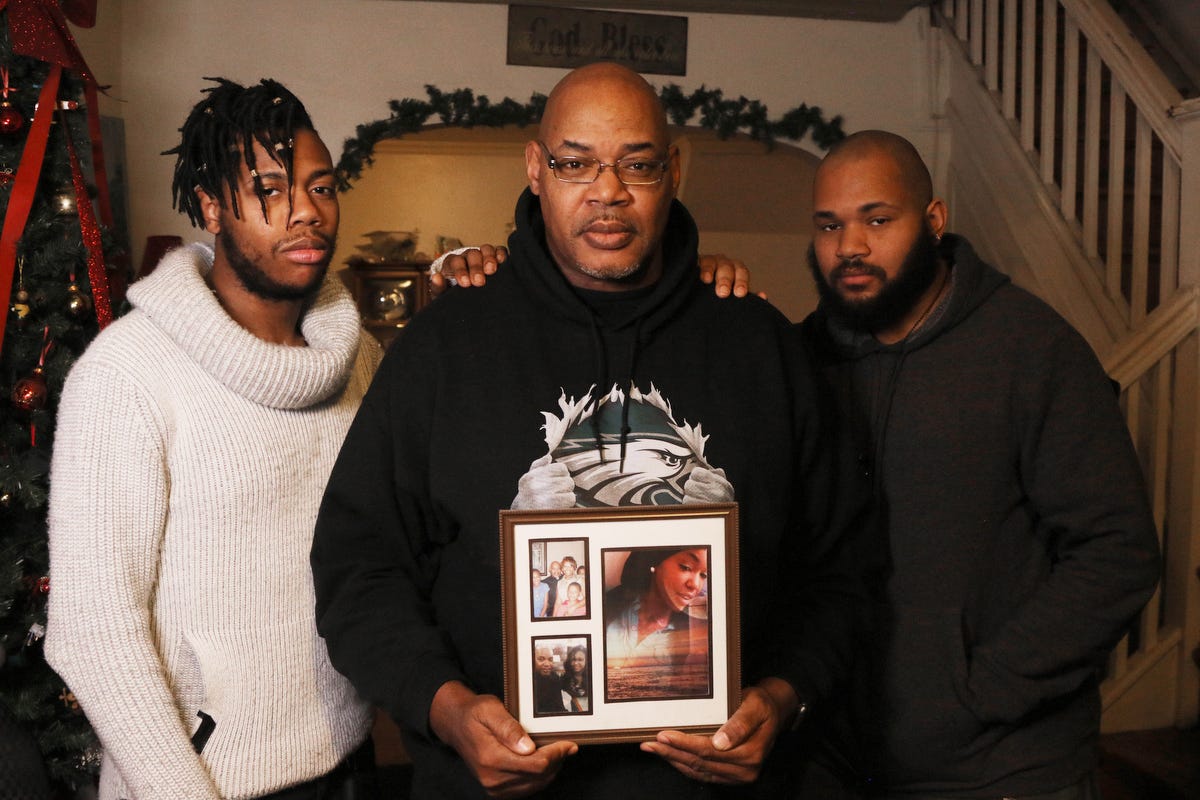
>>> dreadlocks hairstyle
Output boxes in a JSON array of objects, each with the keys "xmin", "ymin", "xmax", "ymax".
[{"xmin": 165, "ymin": 77, "xmax": 316, "ymax": 228}]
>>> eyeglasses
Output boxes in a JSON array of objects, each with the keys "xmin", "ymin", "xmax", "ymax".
[{"xmin": 539, "ymin": 141, "xmax": 670, "ymax": 186}]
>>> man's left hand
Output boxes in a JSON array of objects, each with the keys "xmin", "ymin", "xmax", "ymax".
[{"xmin": 640, "ymin": 678, "xmax": 797, "ymax": 785}]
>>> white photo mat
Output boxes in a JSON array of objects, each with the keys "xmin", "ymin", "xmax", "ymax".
[{"xmin": 499, "ymin": 504, "xmax": 740, "ymax": 745}]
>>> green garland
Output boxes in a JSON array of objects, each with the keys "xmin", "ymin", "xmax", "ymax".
[{"xmin": 336, "ymin": 84, "xmax": 844, "ymax": 192}]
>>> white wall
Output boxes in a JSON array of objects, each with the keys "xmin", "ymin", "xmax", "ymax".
[{"xmin": 78, "ymin": 0, "xmax": 941, "ymax": 279}]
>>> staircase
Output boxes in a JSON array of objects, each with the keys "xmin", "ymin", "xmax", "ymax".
[{"xmin": 933, "ymin": 0, "xmax": 1200, "ymax": 733}]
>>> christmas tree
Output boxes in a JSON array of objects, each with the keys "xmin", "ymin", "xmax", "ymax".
[{"xmin": 0, "ymin": 2, "xmax": 122, "ymax": 793}]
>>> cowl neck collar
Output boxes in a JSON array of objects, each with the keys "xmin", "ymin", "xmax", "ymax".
[{"xmin": 126, "ymin": 243, "xmax": 360, "ymax": 409}]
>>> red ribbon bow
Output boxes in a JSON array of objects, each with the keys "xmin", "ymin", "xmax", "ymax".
[{"xmin": 3, "ymin": 0, "xmax": 96, "ymax": 80}]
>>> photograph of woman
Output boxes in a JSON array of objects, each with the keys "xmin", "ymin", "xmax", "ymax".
[
  {"xmin": 559, "ymin": 644, "xmax": 590, "ymax": 713},
  {"xmin": 602, "ymin": 546, "xmax": 711, "ymax": 701}
]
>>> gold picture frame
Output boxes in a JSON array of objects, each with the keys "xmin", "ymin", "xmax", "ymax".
[{"xmin": 499, "ymin": 504, "xmax": 740, "ymax": 745}]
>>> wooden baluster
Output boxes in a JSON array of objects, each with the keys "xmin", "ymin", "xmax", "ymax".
[
  {"xmin": 1084, "ymin": 43, "xmax": 1102, "ymax": 257},
  {"xmin": 1140, "ymin": 352, "xmax": 1171, "ymax": 655},
  {"xmin": 1021, "ymin": 0, "xmax": 1037, "ymax": 149},
  {"xmin": 986, "ymin": 0, "xmax": 1000, "ymax": 89},
  {"xmin": 972, "ymin": 0, "xmax": 986, "ymax": 67},
  {"xmin": 1039, "ymin": 0, "xmax": 1058, "ymax": 182},
  {"xmin": 1131, "ymin": 113, "xmax": 1151, "ymax": 323},
  {"xmin": 1004, "ymin": 0, "xmax": 1018, "ymax": 119},
  {"xmin": 1061, "ymin": 16, "xmax": 1080, "ymax": 221},
  {"xmin": 1159, "ymin": 155, "xmax": 1180, "ymax": 301},
  {"xmin": 1107, "ymin": 81, "xmax": 1127, "ymax": 308}
]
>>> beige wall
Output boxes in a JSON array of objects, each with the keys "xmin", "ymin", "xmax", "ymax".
[{"xmin": 76, "ymin": 0, "xmax": 944, "ymax": 317}]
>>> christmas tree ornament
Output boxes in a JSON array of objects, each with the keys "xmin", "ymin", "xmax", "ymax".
[
  {"xmin": 11, "ymin": 329, "xmax": 54, "ymax": 435},
  {"xmin": 65, "ymin": 282, "xmax": 92, "ymax": 318},
  {"xmin": 0, "ymin": 68, "xmax": 23, "ymax": 134},
  {"xmin": 0, "ymin": 103, "xmax": 23, "ymax": 133},
  {"xmin": 54, "ymin": 189, "xmax": 77, "ymax": 215},
  {"xmin": 0, "ymin": 490, "xmax": 11, "ymax": 508},
  {"xmin": 37, "ymin": 576, "xmax": 50, "ymax": 594},
  {"xmin": 0, "ymin": 167, "xmax": 13, "ymax": 184},
  {"xmin": 11, "ymin": 289, "xmax": 30, "ymax": 318},
  {"xmin": 10, "ymin": 258, "xmax": 30, "ymax": 320},
  {"xmin": 11, "ymin": 367, "xmax": 47, "ymax": 411}
]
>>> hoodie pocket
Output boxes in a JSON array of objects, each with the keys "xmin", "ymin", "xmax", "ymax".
[
  {"xmin": 872, "ymin": 606, "xmax": 1001, "ymax": 785},
  {"xmin": 181, "ymin": 619, "xmax": 335, "ymax": 774}
]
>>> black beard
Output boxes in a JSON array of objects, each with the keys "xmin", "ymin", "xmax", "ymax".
[
  {"xmin": 218, "ymin": 226, "xmax": 332, "ymax": 302},
  {"xmin": 807, "ymin": 226, "xmax": 941, "ymax": 333}
]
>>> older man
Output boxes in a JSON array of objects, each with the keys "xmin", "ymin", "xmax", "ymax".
[{"xmin": 311, "ymin": 63, "xmax": 866, "ymax": 799}]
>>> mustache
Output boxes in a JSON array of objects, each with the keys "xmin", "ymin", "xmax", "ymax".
[
  {"xmin": 276, "ymin": 231, "xmax": 336, "ymax": 251},
  {"xmin": 829, "ymin": 259, "xmax": 887, "ymax": 281},
  {"xmin": 574, "ymin": 214, "xmax": 637, "ymax": 236}
]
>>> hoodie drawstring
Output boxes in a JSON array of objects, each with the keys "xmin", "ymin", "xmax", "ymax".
[
  {"xmin": 618, "ymin": 318, "xmax": 646, "ymax": 471},
  {"xmin": 585, "ymin": 313, "xmax": 646, "ymax": 473},
  {"xmin": 587, "ymin": 315, "xmax": 609, "ymax": 462}
]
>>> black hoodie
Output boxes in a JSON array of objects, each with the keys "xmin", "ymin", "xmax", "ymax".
[
  {"xmin": 313, "ymin": 189, "xmax": 869, "ymax": 798},
  {"xmin": 801, "ymin": 235, "xmax": 1160, "ymax": 797}
]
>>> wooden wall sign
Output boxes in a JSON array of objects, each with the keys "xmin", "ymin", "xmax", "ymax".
[{"xmin": 507, "ymin": 4, "xmax": 688, "ymax": 76}]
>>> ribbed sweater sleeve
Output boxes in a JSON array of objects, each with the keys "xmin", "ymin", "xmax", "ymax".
[{"xmin": 46, "ymin": 360, "xmax": 221, "ymax": 800}]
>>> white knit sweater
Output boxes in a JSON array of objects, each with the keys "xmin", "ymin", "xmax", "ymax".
[{"xmin": 46, "ymin": 244, "xmax": 380, "ymax": 800}]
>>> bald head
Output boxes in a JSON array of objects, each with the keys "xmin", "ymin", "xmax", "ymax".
[
  {"xmin": 539, "ymin": 62, "xmax": 670, "ymax": 145},
  {"xmin": 809, "ymin": 129, "xmax": 949, "ymax": 343},
  {"xmin": 535, "ymin": 645, "xmax": 555, "ymax": 675},
  {"xmin": 525, "ymin": 62, "xmax": 681, "ymax": 292},
  {"xmin": 820, "ymin": 130, "xmax": 933, "ymax": 209}
]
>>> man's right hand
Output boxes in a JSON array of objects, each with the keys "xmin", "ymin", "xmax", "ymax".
[
  {"xmin": 698, "ymin": 254, "xmax": 765, "ymax": 299},
  {"xmin": 429, "ymin": 680, "xmax": 577, "ymax": 798}
]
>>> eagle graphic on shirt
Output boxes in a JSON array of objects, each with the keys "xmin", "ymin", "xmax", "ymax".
[{"xmin": 513, "ymin": 384, "xmax": 734, "ymax": 508}]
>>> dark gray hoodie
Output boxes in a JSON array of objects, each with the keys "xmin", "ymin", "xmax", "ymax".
[{"xmin": 801, "ymin": 234, "xmax": 1160, "ymax": 797}]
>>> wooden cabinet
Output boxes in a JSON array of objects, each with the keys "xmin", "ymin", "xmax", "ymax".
[{"xmin": 344, "ymin": 259, "xmax": 431, "ymax": 348}]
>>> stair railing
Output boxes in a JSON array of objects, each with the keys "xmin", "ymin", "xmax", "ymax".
[{"xmin": 938, "ymin": 0, "xmax": 1200, "ymax": 729}]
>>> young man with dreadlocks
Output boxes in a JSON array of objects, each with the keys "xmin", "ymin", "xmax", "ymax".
[{"xmin": 45, "ymin": 78, "xmax": 383, "ymax": 800}]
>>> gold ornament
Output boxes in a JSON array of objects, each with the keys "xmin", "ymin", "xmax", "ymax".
[
  {"xmin": 66, "ymin": 283, "xmax": 92, "ymax": 318},
  {"xmin": 11, "ymin": 287, "xmax": 31, "ymax": 319}
]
